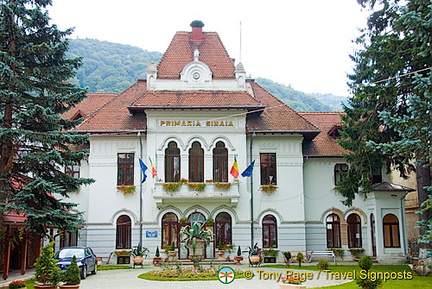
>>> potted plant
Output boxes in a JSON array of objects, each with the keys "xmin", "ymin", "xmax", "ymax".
[
  {"xmin": 260, "ymin": 183, "xmax": 277, "ymax": 194},
  {"xmin": 152, "ymin": 246, "xmax": 162, "ymax": 266},
  {"xmin": 214, "ymin": 182, "xmax": 231, "ymax": 191},
  {"xmin": 318, "ymin": 259, "xmax": 329, "ymax": 270},
  {"xmin": 349, "ymin": 248, "xmax": 365, "ymax": 260},
  {"xmin": 59, "ymin": 255, "xmax": 81, "ymax": 289},
  {"xmin": 280, "ymin": 276, "xmax": 306, "ymax": 289},
  {"xmin": 131, "ymin": 243, "xmax": 148, "ymax": 267},
  {"xmin": 162, "ymin": 182, "xmax": 181, "ymax": 192},
  {"xmin": 234, "ymin": 246, "xmax": 243, "ymax": 265},
  {"xmin": 34, "ymin": 241, "xmax": 61, "ymax": 289},
  {"xmin": 8, "ymin": 280, "xmax": 27, "ymax": 289},
  {"xmin": 187, "ymin": 182, "xmax": 206, "ymax": 192},
  {"xmin": 223, "ymin": 243, "xmax": 236, "ymax": 261},
  {"xmin": 263, "ymin": 247, "xmax": 278, "ymax": 263},
  {"xmin": 116, "ymin": 185, "xmax": 136, "ymax": 195},
  {"xmin": 330, "ymin": 248, "xmax": 344, "ymax": 260},
  {"xmin": 205, "ymin": 218, "xmax": 214, "ymax": 227},
  {"xmin": 409, "ymin": 260, "xmax": 432, "ymax": 276},
  {"xmin": 248, "ymin": 243, "xmax": 261, "ymax": 266},
  {"xmin": 283, "ymin": 251, "xmax": 292, "ymax": 266},
  {"xmin": 216, "ymin": 241, "xmax": 225, "ymax": 261},
  {"xmin": 180, "ymin": 221, "xmax": 213, "ymax": 261}
]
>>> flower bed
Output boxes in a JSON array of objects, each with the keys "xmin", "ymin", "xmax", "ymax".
[{"xmin": 140, "ymin": 267, "xmax": 244, "ymax": 281}]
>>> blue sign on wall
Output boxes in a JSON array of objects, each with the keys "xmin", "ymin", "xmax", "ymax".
[{"xmin": 146, "ymin": 231, "xmax": 158, "ymax": 238}]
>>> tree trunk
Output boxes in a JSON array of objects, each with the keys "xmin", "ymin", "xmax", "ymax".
[{"xmin": 416, "ymin": 162, "xmax": 431, "ymax": 249}]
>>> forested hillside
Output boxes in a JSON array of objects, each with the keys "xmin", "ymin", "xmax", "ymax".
[
  {"xmin": 68, "ymin": 39, "xmax": 162, "ymax": 92},
  {"xmin": 68, "ymin": 38, "xmax": 345, "ymax": 111}
]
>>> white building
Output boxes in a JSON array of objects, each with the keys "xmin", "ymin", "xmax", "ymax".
[{"xmin": 63, "ymin": 21, "xmax": 412, "ymax": 264}]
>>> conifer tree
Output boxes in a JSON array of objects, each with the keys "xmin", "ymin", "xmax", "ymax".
[
  {"xmin": 337, "ymin": 0, "xmax": 431, "ymax": 242},
  {"xmin": 0, "ymin": 0, "xmax": 93, "ymax": 234}
]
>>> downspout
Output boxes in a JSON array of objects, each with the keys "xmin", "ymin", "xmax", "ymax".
[
  {"xmin": 138, "ymin": 131, "xmax": 143, "ymax": 245},
  {"xmin": 400, "ymin": 192, "xmax": 408, "ymax": 256},
  {"xmin": 250, "ymin": 132, "xmax": 256, "ymax": 248}
]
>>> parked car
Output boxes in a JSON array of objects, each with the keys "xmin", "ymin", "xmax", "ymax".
[{"xmin": 55, "ymin": 246, "xmax": 97, "ymax": 279}]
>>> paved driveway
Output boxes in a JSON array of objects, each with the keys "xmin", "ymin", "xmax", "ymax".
[{"xmin": 79, "ymin": 265, "xmax": 351, "ymax": 289}]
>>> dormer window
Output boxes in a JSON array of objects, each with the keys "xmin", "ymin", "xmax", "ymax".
[{"xmin": 328, "ymin": 125, "xmax": 342, "ymax": 139}]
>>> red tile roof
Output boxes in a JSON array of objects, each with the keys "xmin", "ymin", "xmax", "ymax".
[
  {"xmin": 62, "ymin": 93, "xmax": 117, "ymax": 120},
  {"xmin": 131, "ymin": 90, "xmax": 263, "ymax": 109},
  {"xmin": 157, "ymin": 32, "xmax": 235, "ymax": 79},
  {"xmin": 246, "ymin": 81, "xmax": 320, "ymax": 137},
  {"xmin": 73, "ymin": 81, "xmax": 147, "ymax": 132},
  {"xmin": 299, "ymin": 112, "xmax": 347, "ymax": 156}
]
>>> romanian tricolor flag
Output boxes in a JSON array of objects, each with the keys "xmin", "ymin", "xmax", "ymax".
[
  {"xmin": 149, "ymin": 157, "xmax": 157, "ymax": 178},
  {"xmin": 230, "ymin": 157, "xmax": 239, "ymax": 178}
]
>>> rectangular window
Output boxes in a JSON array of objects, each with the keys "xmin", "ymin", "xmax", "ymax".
[
  {"xmin": 117, "ymin": 153, "xmax": 134, "ymax": 185},
  {"xmin": 334, "ymin": 164, "xmax": 348, "ymax": 185},
  {"xmin": 65, "ymin": 164, "xmax": 80, "ymax": 178},
  {"xmin": 260, "ymin": 153, "xmax": 277, "ymax": 185}
]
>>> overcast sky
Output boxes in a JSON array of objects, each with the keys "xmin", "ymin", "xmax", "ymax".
[{"xmin": 49, "ymin": 0, "xmax": 369, "ymax": 96}]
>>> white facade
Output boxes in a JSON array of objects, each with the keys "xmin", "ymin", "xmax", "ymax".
[{"xmin": 66, "ymin": 22, "xmax": 411, "ymax": 264}]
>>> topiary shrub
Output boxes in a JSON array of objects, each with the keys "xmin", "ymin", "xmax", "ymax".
[
  {"xmin": 62, "ymin": 255, "xmax": 81, "ymax": 285},
  {"xmin": 358, "ymin": 255, "xmax": 373, "ymax": 271},
  {"xmin": 155, "ymin": 246, "xmax": 160, "ymax": 257},
  {"xmin": 296, "ymin": 252, "xmax": 304, "ymax": 267},
  {"xmin": 34, "ymin": 241, "xmax": 61, "ymax": 286}
]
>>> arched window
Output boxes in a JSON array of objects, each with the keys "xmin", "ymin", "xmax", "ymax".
[
  {"xmin": 215, "ymin": 212, "xmax": 232, "ymax": 247},
  {"xmin": 347, "ymin": 214, "xmax": 362, "ymax": 248},
  {"xmin": 213, "ymin": 141, "xmax": 228, "ymax": 182},
  {"xmin": 326, "ymin": 214, "xmax": 341, "ymax": 248},
  {"xmin": 189, "ymin": 141, "xmax": 204, "ymax": 182},
  {"xmin": 162, "ymin": 213, "xmax": 178, "ymax": 249},
  {"xmin": 383, "ymin": 214, "xmax": 400, "ymax": 248},
  {"xmin": 165, "ymin": 141, "xmax": 180, "ymax": 182},
  {"xmin": 187, "ymin": 212, "xmax": 206, "ymax": 224},
  {"xmin": 116, "ymin": 215, "xmax": 131, "ymax": 249},
  {"xmin": 262, "ymin": 215, "xmax": 277, "ymax": 248}
]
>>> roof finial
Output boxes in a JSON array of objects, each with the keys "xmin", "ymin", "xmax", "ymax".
[{"xmin": 194, "ymin": 49, "xmax": 200, "ymax": 61}]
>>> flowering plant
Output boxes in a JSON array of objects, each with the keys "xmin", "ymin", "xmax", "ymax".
[
  {"xmin": 260, "ymin": 183, "xmax": 277, "ymax": 193},
  {"xmin": 117, "ymin": 185, "xmax": 136, "ymax": 195},
  {"xmin": 8, "ymin": 280, "xmax": 26, "ymax": 289},
  {"xmin": 281, "ymin": 276, "xmax": 303, "ymax": 284}
]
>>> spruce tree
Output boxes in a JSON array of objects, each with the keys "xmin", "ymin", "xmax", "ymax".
[
  {"xmin": 337, "ymin": 0, "xmax": 431, "ymax": 242},
  {"xmin": 0, "ymin": 0, "xmax": 93, "ymax": 234}
]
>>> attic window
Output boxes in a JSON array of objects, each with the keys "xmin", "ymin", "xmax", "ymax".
[
  {"xmin": 71, "ymin": 110, "xmax": 84, "ymax": 121},
  {"xmin": 328, "ymin": 125, "xmax": 342, "ymax": 139}
]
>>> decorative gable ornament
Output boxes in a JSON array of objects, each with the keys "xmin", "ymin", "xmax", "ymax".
[{"xmin": 180, "ymin": 49, "xmax": 213, "ymax": 87}]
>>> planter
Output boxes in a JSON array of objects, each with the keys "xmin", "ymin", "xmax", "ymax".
[
  {"xmin": 264, "ymin": 256, "xmax": 276, "ymax": 263},
  {"xmin": 234, "ymin": 255, "xmax": 243, "ymax": 265},
  {"xmin": 34, "ymin": 285, "xmax": 58, "ymax": 289},
  {"xmin": 409, "ymin": 264, "xmax": 432, "ymax": 276},
  {"xmin": 132, "ymin": 256, "xmax": 144, "ymax": 267},
  {"xmin": 59, "ymin": 285, "xmax": 80, "ymax": 289},
  {"xmin": 216, "ymin": 250, "xmax": 225, "ymax": 261},
  {"xmin": 279, "ymin": 284, "xmax": 307, "ymax": 289},
  {"xmin": 168, "ymin": 250, "xmax": 177, "ymax": 257},
  {"xmin": 188, "ymin": 239, "xmax": 206, "ymax": 260},
  {"xmin": 152, "ymin": 256, "xmax": 162, "ymax": 266},
  {"xmin": 249, "ymin": 255, "xmax": 260, "ymax": 265}
]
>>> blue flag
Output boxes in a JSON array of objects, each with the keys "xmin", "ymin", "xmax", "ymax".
[
  {"xmin": 241, "ymin": 160, "xmax": 255, "ymax": 177},
  {"xmin": 139, "ymin": 159, "xmax": 148, "ymax": 183}
]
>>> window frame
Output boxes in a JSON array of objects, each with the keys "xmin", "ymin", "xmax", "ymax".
[
  {"xmin": 213, "ymin": 141, "xmax": 228, "ymax": 182},
  {"xmin": 262, "ymin": 214, "xmax": 278, "ymax": 248},
  {"xmin": 215, "ymin": 212, "xmax": 232, "ymax": 247},
  {"xmin": 334, "ymin": 164, "xmax": 348, "ymax": 186},
  {"xmin": 347, "ymin": 214, "xmax": 362, "ymax": 248},
  {"xmin": 326, "ymin": 214, "xmax": 341, "ymax": 248},
  {"xmin": 116, "ymin": 215, "xmax": 132, "ymax": 249},
  {"xmin": 189, "ymin": 141, "xmax": 204, "ymax": 182},
  {"xmin": 383, "ymin": 214, "xmax": 400, "ymax": 248},
  {"xmin": 162, "ymin": 213, "xmax": 179, "ymax": 249},
  {"xmin": 117, "ymin": 153, "xmax": 134, "ymax": 186},
  {"xmin": 165, "ymin": 141, "xmax": 181, "ymax": 182},
  {"xmin": 260, "ymin": 153, "xmax": 277, "ymax": 185}
]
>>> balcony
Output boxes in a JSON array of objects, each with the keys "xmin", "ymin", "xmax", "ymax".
[{"xmin": 152, "ymin": 181, "xmax": 240, "ymax": 208}]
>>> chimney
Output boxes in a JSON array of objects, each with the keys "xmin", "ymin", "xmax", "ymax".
[{"xmin": 190, "ymin": 20, "xmax": 204, "ymax": 43}]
